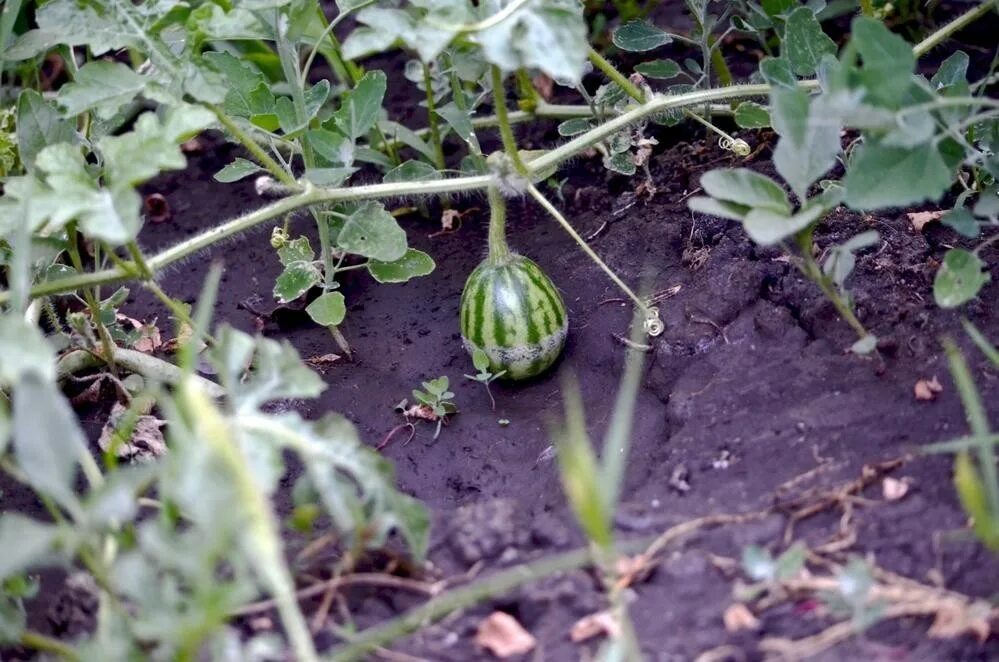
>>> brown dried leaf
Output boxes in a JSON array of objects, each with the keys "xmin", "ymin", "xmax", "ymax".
[
  {"xmin": 881, "ymin": 476, "xmax": 910, "ymax": 502},
  {"xmin": 404, "ymin": 404, "xmax": 438, "ymax": 422},
  {"xmin": 570, "ymin": 610, "xmax": 620, "ymax": 643},
  {"xmin": 907, "ymin": 210, "xmax": 943, "ymax": 233},
  {"xmin": 723, "ymin": 603, "xmax": 760, "ymax": 633},
  {"xmin": 914, "ymin": 376, "xmax": 943, "ymax": 401},
  {"xmin": 532, "ymin": 74, "xmax": 554, "ymax": 101},
  {"xmin": 98, "ymin": 402, "xmax": 167, "ymax": 462},
  {"xmin": 475, "ymin": 611, "xmax": 536, "ymax": 658},
  {"xmin": 132, "ymin": 323, "xmax": 163, "ymax": 353},
  {"xmin": 305, "ymin": 353, "xmax": 341, "ymax": 372}
]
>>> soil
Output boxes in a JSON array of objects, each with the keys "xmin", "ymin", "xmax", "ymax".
[{"xmin": 4, "ymin": 4, "xmax": 999, "ymax": 661}]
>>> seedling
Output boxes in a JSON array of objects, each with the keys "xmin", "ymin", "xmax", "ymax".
[
  {"xmin": 464, "ymin": 347, "xmax": 506, "ymax": 410},
  {"xmin": 409, "ymin": 376, "xmax": 458, "ymax": 440},
  {"xmin": 736, "ymin": 542, "xmax": 808, "ymax": 601}
]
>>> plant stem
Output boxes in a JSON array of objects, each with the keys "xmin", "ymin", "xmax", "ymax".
[
  {"xmin": 486, "ymin": 184, "xmax": 510, "ymax": 265},
  {"xmin": 423, "ymin": 63, "xmax": 446, "ymax": 169},
  {"xmin": 797, "ymin": 236, "xmax": 870, "ymax": 341},
  {"xmin": 19, "ymin": 630, "xmax": 80, "ymax": 661},
  {"xmin": 57, "ymin": 347, "xmax": 225, "ymax": 398},
  {"xmin": 527, "ymin": 184, "xmax": 650, "ymax": 316},
  {"xmin": 490, "ymin": 66, "xmax": 529, "ymax": 176},
  {"xmin": 859, "ymin": 0, "xmax": 875, "ymax": 16},
  {"xmin": 914, "ymin": 0, "xmax": 996, "ymax": 56},
  {"xmin": 4, "ymin": 83, "xmax": 813, "ymax": 305},
  {"xmin": 66, "ymin": 224, "xmax": 117, "ymax": 372},
  {"xmin": 588, "ymin": 47, "xmax": 646, "ymax": 103},
  {"xmin": 211, "ymin": 106, "xmax": 297, "ymax": 187}
]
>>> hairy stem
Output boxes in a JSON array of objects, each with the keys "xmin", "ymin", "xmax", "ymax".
[
  {"xmin": 490, "ymin": 66, "xmax": 529, "ymax": 176},
  {"xmin": 588, "ymin": 47, "xmax": 646, "ymax": 102},
  {"xmin": 914, "ymin": 1, "xmax": 998, "ymax": 56},
  {"xmin": 797, "ymin": 235, "xmax": 870, "ymax": 342},
  {"xmin": 423, "ymin": 63, "xmax": 446, "ymax": 169},
  {"xmin": 19, "ymin": 630, "xmax": 80, "ymax": 661}
]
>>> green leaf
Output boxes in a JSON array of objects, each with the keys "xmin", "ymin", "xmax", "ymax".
[
  {"xmin": 782, "ymin": 7, "xmax": 836, "ymax": 76},
  {"xmin": 0, "ymin": 515, "xmax": 59, "ymax": 580},
  {"xmin": 214, "ymin": 158, "xmax": 263, "ymax": 183},
  {"xmin": 933, "ymin": 249, "xmax": 990, "ymax": 309},
  {"xmin": 823, "ymin": 230, "xmax": 879, "ymax": 288},
  {"xmin": 603, "ymin": 151, "xmax": 636, "ymax": 176},
  {"xmin": 333, "ymin": 71, "xmax": 387, "ymax": 140},
  {"xmin": 13, "ymin": 374, "xmax": 87, "ymax": 514},
  {"xmin": 700, "ymin": 169, "xmax": 790, "ymax": 213},
  {"xmin": 734, "ymin": 101, "xmax": 771, "ymax": 129},
  {"xmin": 304, "ymin": 167, "xmax": 357, "ymax": 187},
  {"xmin": 634, "ymin": 58, "xmax": 681, "ymax": 79},
  {"xmin": 435, "ymin": 102, "xmax": 476, "ymax": 146},
  {"xmin": 337, "ymin": 201, "xmax": 407, "ymax": 262},
  {"xmin": 305, "ymin": 292, "xmax": 346, "ymax": 327},
  {"xmin": 849, "ymin": 16, "xmax": 915, "ymax": 108},
  {"xmin": 742, "ymin": 203, "xmax": 826, "ymax": 245},
  {"xmin": 274, "ymin": 237, "xmax": 321, "ymax": 303},
  {"xmin": 557, "ymin": 118, "xmax": 591, "ymax": 137},
  {"xmin": 16, "ymin": 90, "xmax": 74, "ymax": 171},
  {"xmin": 367, "ymin": 249, "xmax": 436, "ymax": 283},
  {"xmin": 844, "ymin": 142, "xmax": 951, "ymax": 210},
  {"xmin": 772, "ymin": 87, "xmax": 841, "ymax": 201},
  {"xmin": 742, "ymin": 545, "xmax": 775, "ymax": 581},
  {"xmin": 954, "ymin": 452, "xmax": 999, "ymax": 551},
  {"xmin": 472, "ymin": 347, "xmax": 490, "ymax": 373},
  {"xmin": 613, "ymin": 20, "xmax": 672, "ymax": 52},
  {"xmin": 5, "ymin": 0, "xmax": 139, "ymax": 60},
  {"xmin": 307, "ymin": 129, "xmax": 353, "ymax": 166},
  {"xmin": 383, "ymin": 160, "xmax": 441, "ymax": 183},
  {"xmin": 931, "ymin": 51, "xmax": 969, "ymax": 90},
  {"xmin": 774, "ymin": 542, "xmax": 807, "ymax": 580},
  {"xmin": 0, "ymin": 316, "xmax": 54, "ymax": 384},
  {"xmin": 101, "ymin": 106, "xmax": 213, "ymax": 188},
  {"xmin": 942, "ymin": 207, "xmax": 980, "ymax": 239},
  {"xmin": 378, "ymin": 120, "xmax": 438, "ymax": 164},
  {"xmin": 210, "ymin": 326, "xmax": 325, "ymax": 409},
  {"xmin": 478, "ymin": 0, "xmax": 588, "ymax": 84},
  {"xmin": 58, "ymin": 61, "xmax": 146, "ymax": 120},
  {"xmin": 278, "ymin": 236, "xmax": 315, "ymax": 266},
  {"xmin": 759, "ymin": 57, "xmax": 797, "ymax": 88},
  {"xmin": 203, "ymin": 51, "xmax": 276, "ymax": 119},
  {"xmin": 688, "ymin": 196, "xmax": 752, "ymax": 222}
]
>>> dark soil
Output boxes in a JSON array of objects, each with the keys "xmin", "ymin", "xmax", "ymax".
[{"xmin": 4, "ymin": 5, "xmax": 999, "ymax": 661}]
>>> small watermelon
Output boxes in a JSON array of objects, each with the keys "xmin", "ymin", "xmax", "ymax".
[{"xmin": 459, "ymin": 254, "xmax": 568, "ymax": 381}]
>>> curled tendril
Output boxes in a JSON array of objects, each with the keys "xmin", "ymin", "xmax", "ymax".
[
  {"xmin": 644, "ymin": 306, "xmax": 664, "ymax": 337},
  {"xmin": 270, "ymin": 227, "xmax": 288, "ymax": 249},
  {"xmin": 719, "ymin": 136, "xmax": 751, "ymax": 157}
]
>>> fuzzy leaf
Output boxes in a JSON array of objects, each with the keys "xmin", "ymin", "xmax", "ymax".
[
  {"xmin": 337, "ymin": 201, "xmax": 407, "ymax": 262},
  {"xmin": 367, "ymin": 249, "xmax": 436, "ymax": 283},
  {"xmin": 933, "ymin": 249, "xmax": 990, "ymax": 309},
  {"xmin": 782, "ymin": 7, "xmax": 836, "ymax": 76},
  {"xmin": 613, "ymin": 20, "xmax": 672, "ymax": 52},
  {"xmin": 58, "ymin": 61, "xmax": 146, "ymax": 120},
  {"xmin": 333, "ymin": 71, "xmax": 387, "ymax": 140},
  {"xmin": 306, "ymin": 292, "xmax": 346, "ymax": 327},
  {"xmin": 844, "ymin": 142, "xmax": 951, "ymax": 210},
  {"xmin": 772, "ymin": 87, "xmax": 841, "ymax": 202},
  {"xmin": 634, "ymin": 58, "xmax": 681, "ymax": 79},
  {"xmin": 734, "ymin": 101, "xmax": 771, "ymax": 129},
  {"xmin": 700, "ymin": 169, "xmax": 790, "ymax": 213},
  {"xmin": 16, "ymin": 90, "xmax": 74, "ymax": 171},
  {"xmin": 214, "ymin": 158, "xmax": 263, "ymax": 183}
]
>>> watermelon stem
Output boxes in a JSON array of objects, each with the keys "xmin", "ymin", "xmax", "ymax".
[{"xmin": 487, "ymin": 184, "xmax": 511, "ymax": 265}]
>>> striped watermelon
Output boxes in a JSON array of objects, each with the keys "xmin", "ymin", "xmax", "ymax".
[{"xmin": 459, "ymin": 254, "xmax": 568, "ymax": 381}]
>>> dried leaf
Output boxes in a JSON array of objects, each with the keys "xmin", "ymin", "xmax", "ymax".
[
  {"xmin": 404, "ymin": 404, "xmax": 438, "ymax": 422},
  {"xmin": 475, "ymin": 611, "xmax": 536, "ymax": 658},
  {"xmin": 907, "ymin": 210, "xmax": 943, "ymax": 232},
  {"xmin": 132, "ymin": 323, "xmax": 163, "ymax": 353},
  {"xmin": 881, "ymin": 476, "xmax": 910, "ymax": 501},
  {"xmin": 914, "ymin": 376, "xmax": 943, "ymax": 401},
  {"xmin": 532, "ymin": 74, "xmax": 555, "ymax": 101},
  {"xmin": 305, "ymin": 353, "xmax": 341, "ymax": 372},
  {"xmin": 98, "ymin": 402, "xmax": 167, "ymax": 462},
  {"xmin": 570, "ymin": 610, "xmax": 620, "ymax": 643},
  {"xmin": 723, "ymin": 603, "xmax": 761, "ymax": 633}
]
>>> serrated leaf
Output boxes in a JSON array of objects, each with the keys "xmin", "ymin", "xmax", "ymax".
[
  {"xmin": 844, "ymin": 142, "xmax": 951, "ymax": 210},
  {"xmin": 933, "ymin": 249, "xmax": 990, "ymax": 309},
  {"xmin": 337, "ymin": 201, "xmax": 407, "ymax": 262},
  {"xmin": 782, "ymin": 7, "xmax": 836, "ymax": 76},
  {"xmin": 333, "ymin": 71, "xmax": 387, "ymax": 140},
  {"xmin": 613, "ymin": 20, "xmax": 672, "ymax": 52},
  {"xmin": 734, "ymin": 101, "xmax": 771, "ymax": 129},
  {"xmin": 204, "ymin": 51, "xmax": 276, "ymax": 119},
  {"xmin": 58, "ymin": 60, "xmax": 147, "ymax": 120},
  {"xmin": 13, "ymin": 374, "xmax": 87, "ymax": 514},
  {"xmin": 701, "ymin": 169, "xmax": 790, "ymax": 212},
  {"xmin": 16, "ymin": 90, "xmax": 75, "ymax": 171},
  {"xmin": 306, "ymin": 292, "xmax": 346, "ymax": 327},
  {"xmin": 850, "ymin": 16, "xmax": 915, "ymax": 108},
  {"xmin": 367, "ymin": 248, "xmax": 435, "ymax": 283},
  {"xmin": 214, "ymin": 158, "xmax": 263, "ymax": 183},
  {"xmin": 772, "ymin": 87, "xmax": 841, "ymax": 201},
  {"xmin": 5, "ymin": 0, "xmax": 139, "ymax": 60},
  {"xmin": 634, "ymin": 58, "xmax": 681, "ymax": 79}
]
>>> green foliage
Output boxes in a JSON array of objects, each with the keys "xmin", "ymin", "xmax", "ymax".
[{"xmin": 412, "ymin": 376, "xmax": 458, "ymax": 440}]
